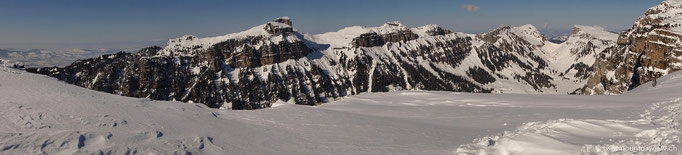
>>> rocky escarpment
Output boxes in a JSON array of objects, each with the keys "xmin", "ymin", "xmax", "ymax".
[
  {"xmin": 28, "ymin": 17, "xmax": 606, "ymax": 109},
  {"xmin": 583, "ymin": 0, "xmax": 682, "ymax": 95},
  {"xmin": 425, "ymin": 25, "xmax": 453, "ymax": 36},
  {"xmin": 351, "ymin": 30, "xmax": 420, "ymax": 47},
  {"xmin": 352, "ymin": 27, "xmax": 419, "ymax": 47},
  {"xmin": 351, "ymin": 32, "xmax": 385, "ymax": 47},
  {"xmin": 212, "ymin": 37, "xmax": 311, "ymax": 68}
]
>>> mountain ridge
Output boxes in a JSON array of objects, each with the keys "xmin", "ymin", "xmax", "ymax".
[{"xmin": 25, "ymin": 16, "xmax": 632, "ymax": 109}]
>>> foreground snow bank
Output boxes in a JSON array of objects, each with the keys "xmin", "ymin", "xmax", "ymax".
[
  {"xmin": 456, "ymin": 72, "xmax": 682, "ymax": 155},
  {"xmin": 456, "ymin": 99, "xmax": 682, "ymax": 154}
]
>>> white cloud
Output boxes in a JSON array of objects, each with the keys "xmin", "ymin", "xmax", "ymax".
[{"xmin": 462, "ymin": 4, "xmax": 480, "ymax": 12}]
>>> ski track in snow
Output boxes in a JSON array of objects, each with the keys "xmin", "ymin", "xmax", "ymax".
[{"xmin": 1, "ymin": 68, "xmax": 682, "ymax": 154}]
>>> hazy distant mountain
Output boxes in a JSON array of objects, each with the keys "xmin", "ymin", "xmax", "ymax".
[
  {"xmin": 541, "ymin": 29, "xmax": 572, "ymax": 44},
  {"xmin": 0, "ymin": 48, "xmax": 127, "ymax": 67}
]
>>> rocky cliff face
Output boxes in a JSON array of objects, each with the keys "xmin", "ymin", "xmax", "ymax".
[
  {"xmin": 351, "ymin": 22, "xmax": 420, "ymax": 47},
  {"xmin": 583, "ymin": 0, "xmax": 682, "ymax": 95},
  {"xmin": 27, "ymin": 17, "xmax": 614, "ymax": 109}
]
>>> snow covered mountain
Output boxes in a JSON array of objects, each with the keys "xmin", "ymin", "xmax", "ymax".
[
  {"xmin": 548, "ymin": 25, "xmax": 619, "ymax": 93},
  {"xmin": 26, "ymin": 16, "xmax": 619, "ymax": 109},
  {"xmin": 584, "ymin": 0, "xmax": 682, "ymax": 95}
]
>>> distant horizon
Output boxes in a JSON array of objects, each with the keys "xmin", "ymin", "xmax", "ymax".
[
  {"xmin": 0, "ymin": 24, "xmax": 617, "ymax": 51},
  {"xmin": 0, "ymin": 0, "xmax": 661, "ymax": 50}
]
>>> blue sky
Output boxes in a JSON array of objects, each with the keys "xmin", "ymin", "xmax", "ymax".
[{"xmin": 0, "ymin": 0, "xmax": 663, "ymax": 49}]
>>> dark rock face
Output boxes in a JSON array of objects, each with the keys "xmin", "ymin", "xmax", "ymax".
[
  {"xmin": 467, "ymin": 67, "xmax": 496, "ymax": 84},
  {"xmin": 137, "ymin": 46, "xmax": 163, "ymax": 57},
  {"xmin": 352, "ymin": 33, "xmax": 385, "ymax": 48},
  {"xmin": 514, "ymin": 72, "xmax": 555, "ymax": 90},
  {"xmin": 382, "ymin": 30, "xmax": 419, "ymax": 43},
  {"xmin": 352, "ymin": 30, "xmax": 419, "ymax": 47},
  {"xmin": 565, "ymin": 62, "xmax": 593, "ymax": 79},
  {"xmin": 264, "ymin": 17, "xmax": 294, "ymax": 36},
  {"xmin": 264, "ymin": 23, "xmax": 293, "ymax": 36},
  {"xmin": 272, "ymin": 17, "xmax": 292, "ymax": 26},
  {"xmin": 425, "ymin": 26, "xmax": 453, "ymax": 36},
  {"xmin": 210, "ymin": 38, "xmax": 312, "ymax": 68}
]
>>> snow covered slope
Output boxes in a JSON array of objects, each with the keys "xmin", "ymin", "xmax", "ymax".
[
  {"xmin": 3, "ymin": 59, "xmax": 682, "ymax": 154},
  {"xmin": 547, "ymin": 25, "xmax": 618, "ymax": 93},
  {"xmin": 457, "ymin": 70, "xmax": 682, "ymax": 155}
]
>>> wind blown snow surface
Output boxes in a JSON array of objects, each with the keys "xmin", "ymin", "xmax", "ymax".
[
  {"xmin": 456, "ymin": 72, "xmax": 682, "ymax": 155},
  {"xmin": 1, "ymin": 67, "xmax": 681, "ymax": 154}
]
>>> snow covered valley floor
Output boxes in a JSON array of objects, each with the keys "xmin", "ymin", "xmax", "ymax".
[{"xmin": 1, "ymin": 67, "xmax": 682, "ymax": 155}]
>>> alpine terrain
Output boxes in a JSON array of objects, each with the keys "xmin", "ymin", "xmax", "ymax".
[{"xmin": 4, "ymin": 0, "xmax": 682, "ymax": 154}]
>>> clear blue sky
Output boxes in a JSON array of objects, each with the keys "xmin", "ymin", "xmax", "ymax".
[{"xmin": 0, "ymin": 0, "xmax": 663, "ymax": 49}]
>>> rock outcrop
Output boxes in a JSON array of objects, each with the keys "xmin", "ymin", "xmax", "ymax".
[
  {"xmin": 352, "ymin": 22, "xmax": 420, "ymax": 47},
  {"xmin": 583, "ymin": 0, "xmax": 682, "ymax": 95}
]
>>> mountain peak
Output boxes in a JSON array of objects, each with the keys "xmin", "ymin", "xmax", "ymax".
[
  {"xmin": 412, "ymin": 24, "xmax": 453, "ymax": 36},
  {"xmin": 635, "ymin": 0, "xmax": 682, "ymax": 31},
  {"xmin": 511, "ymin": 24, "xmax": 546, "ymax": 45},
  {"xmin": 518, "ymin": 24, "xmax": 538, "ymax": 32},
  {"xmin": 264, "ymin": 19, "xmax": 294, "ymax": 35},
  {"xmin": 372, "ymin": 21, "xmax": 409, "ymax": 34},
  {"xmin": 272, "ymin": 16, "xmax": 292, "ymax": 26},
  {"xmin": 664, "ymin": 0, "xmax": 682, "ymax": 5},
  {"xmin": 160, "ymin": 17, "xmax": 301, "ymax": 57},
  {"xmin": 491, "ymin": 25, "xmax": 513, "ymax": 32},
  {"xmin": 570, "ymin": 25, "xmax": 618, "ymax": 41},
  {"xmin": 481, "ymin": 24, "xmax": 545, "ymax": 46}
]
